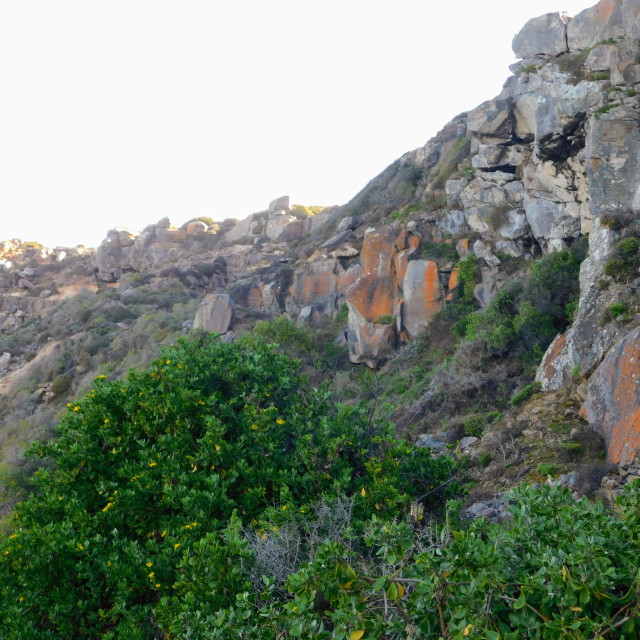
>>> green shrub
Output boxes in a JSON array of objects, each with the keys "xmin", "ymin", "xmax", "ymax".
[
  {"xmin": 375, "ymin": 314, "xmax": 394, "ymax": 325},
  {"xmin": 608, "ymin": 301, "xmax": 628, "ymax": 318},
  {"xmin": 536, "ymin": 462, "xmax": 556, "ymax": 476},
  {"xmin": 511, "ymin": 382, "xmax": 541, "ymax": 406},
  {"xmin": 461, "ymin": 414, "xmax": 487, "ymax": 438},
  {"xmin": 419, "ymin": 241, "xmax": 458, "ymax": 261},
  {"xmin": 0, "ymin": 334, "xmax": 461, "ymax": 638},
  {"xmin": 604, "ymin": 236, "xmax": 640, "ymax": 281},
  {"xmin": 50, "ymin": 373, "xmax": 73, "ymax": 396}
]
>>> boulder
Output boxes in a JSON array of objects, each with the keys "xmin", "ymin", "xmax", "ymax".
[
  {"xmin": 346, "ymin": 227, "xmax": 398, "ymax": 324},
  {"xmin": 265, "ymin": 212, "xmax": 298, "ymax": 241},
  {"xmin": 582, "ymin": 326, "xmax": 640, "ymax": 465},
  {"xmin": 567, "ymin": 0, "xmax": 640, "ymax": 53},
  {"xmin": 268, "ymin": 195, "xmax": 290, "ymax": 213},
  {"xmin": 401, "ymin": 260, "xmax": 442, "ymax": 339},
  {"xmin": 415, "ymin": 434, "xmax": 447, "ymax": 451},
  {"xmin": 467, "ymin": 99, "xmax": 512, "ymax": 139},
  {"xmin": 586, "ymin": 106, "xmax": 640, "ymax": 217},
  {"xmin": 186, "ymin": 220, "xmax": 208, "ymax": 235},
  {"xmin": 585, "ymin": 44, "xmax": 618, "ymax": 71},
  {"xmin": 345, "ymin": 228, "xmax": 402, "ymax": 365},
  {"xmin": 499, "ymin": 209, "xmax": 530, "ymax": 240},
  {"xmin": 192, "ymin": 294, "xmax": 234, "ymax": 334},
  {"xmin": 289, "ymin": 259, "xmax": 339, "ymax": 316},
  {"xmin": 346, "ymin": 302, "xmax": 397, "ymax": 368},
  {"xmin": 512, "ymin": 12, "xmax": 568, "ymax": 59},
  {"xmin": 438, "ymin": 209, "xmax": 468, "ymax": 235}
]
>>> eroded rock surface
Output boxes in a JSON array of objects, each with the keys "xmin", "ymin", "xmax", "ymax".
[{"xmin": 582, "ymin": 326, "xmax": 640, "ymax": 465}]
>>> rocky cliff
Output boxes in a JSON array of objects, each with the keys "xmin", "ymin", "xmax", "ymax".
[{"xmin": 1, "ymin": 0, "xmax": 640, "ymax": 505}]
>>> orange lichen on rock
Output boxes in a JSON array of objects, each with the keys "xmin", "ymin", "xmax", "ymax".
[
  {"xmin": 289, "ymin": 260, "xmax": 338, "ymax": 306},
  {"xmin": 337, "ymin": 264, "xmax": 362, "ymax": 294},
  {"xmin": 346, "ymin": 228, "xmax": 399, "ymax": 322},
  {"xmin": 395, "ymin": 229, "xmax": 408, "ymax": 250},
  {"xmin": 402, "ymin": 260, "xmax": 443, "ymax": 338},
  {"xmin": 584, "ymin": 327, "xmax": 640, "ymax": 465},
  {"xmin": 539, "ymin": 333, "xmax": 568, "ymax": 384},
  {"xmin": 346, "ymin": 276, "xmax": 396, "ymax": 322}
]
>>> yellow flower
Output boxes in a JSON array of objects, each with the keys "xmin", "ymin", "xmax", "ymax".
[
  {"xmin": 361, "ymin": 488, "xmax": 366, "ymax": 497},
  {"xmin": 149, "ymin": 461, "xmax": 157, "ymax": 467},
  {"xmin": 58, "ymin": 496, "xmax": 63, "ymax": 501},
  {"xmin": 102, "ymin": 502, "xmax": 113, "ymax": 512},
  {"xmin": 161, "ymin": 530, "xmax": 167, "ymax": 537},
  {"xmin": 66, "ymin": 403, "xmax": 71, "ymax": 408},
  {"xmin": 282, "ymin": 505, "xmax": 287, "ymax": 511},
  {"xmin": 276, "ymin": 418, "xmax": 285, "ymax": 425},
  {"xmin": 19, "ymin": 596, "xmax": 24, "ymax": 602},
  {"xmin": 166, "ymin": 360, "xmax": 171, "ymax": 365},
  {"xmin": 77, "ymin": 543, "xmax": 84, "ymax": 551},
  {"xmin": 148, "ymin": 572, "xmax": 155, "ymax": 579},
  {"xmin": 73, "ymin": 406, "xmax": 80, "ymax": 412},
  {"xmin": 250, "ymin": 424, "xmax": 259, "ymax": 430},
  {"xmin": 215, "ymin": 444, "xmax": 221, "ymax": 451},
  {"xmin": 104, "ymin": 419, "xmax": 109, "ymax": 424},
  {"xmin": 146, "ymin": 562, "xmax": 153, "ymax": 567},
  {"xmin": 174, "ymin": 543, "xmax": 180, "ymax": 550},
  {"xmin": 463, "ymin": 623, "xmax": 473, "ymax": 636},
  {"xmin": 155, "ymin": 583, "xmax": 161, "ymax": 588}
]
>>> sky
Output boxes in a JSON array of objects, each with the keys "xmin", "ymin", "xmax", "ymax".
[{"xmin": 0, "ymin": 0, "xmax": 597, "ymax": 248}]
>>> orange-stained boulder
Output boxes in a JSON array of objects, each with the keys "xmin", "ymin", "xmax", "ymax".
[
  {"xmin": 346, "ymin": 276, "xmax": 396, "ymax": 323},
  {"xmin": 402, "ymin": 260, "xmax": 443, "ymax": 338},
  {"xmin": 583, "ymin": 327, "xmax": 640, "ymax": 465},
  {"xmin": 289, "ymin": 259, "xmax": 340, "ymax": 316},
  {"xmin": 345, "ymin": 227, "xmax": 401, "ymax": 365},
  {"xmin": 338, "ymin": 263, "xmax": 362, "ymax": 294},
  {"xmin": 361, "ymin": 227, "xmax": 398, "ymax": 277},
  {"xmin": 536, "ymin": 333, "xmax": 569, "ymax": 389},
  {"xmin": 346, "ymin": 301, "xmax": 397, "ymax": 367},
  {"xmin": 395, "ymin": 229, "xmax": 408, "ymax": 250},
  {"xmin": 346, "ymin": 228, "xmax": 399, "ymax": 322}
]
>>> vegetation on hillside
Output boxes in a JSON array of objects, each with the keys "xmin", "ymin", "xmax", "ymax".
[
  {"xmin": 0, "ymin": 334, "xmax": 460, "ymax": 638},
  {"xmin": 0, "ymin": 333, "xmax": 639, "ymax": 638}
]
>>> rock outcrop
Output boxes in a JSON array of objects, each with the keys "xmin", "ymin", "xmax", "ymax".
[
  {"xmin": 3, "ymin": 0, "xmax": 640, "ymax": 467},
  {"xmin": 581, "ymin": 326, "xmax": 640, "ymax": 464},
  {"xmin": 193, "ymin": 294, "xmax": 234, "ymax": 335}
]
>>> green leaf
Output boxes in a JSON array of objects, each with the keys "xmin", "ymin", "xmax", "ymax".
[
  {"xmin": 290, "ymin": 623, "xmax": 303, "ymax": 637},
  {"xmin": 373, "ymin": 577, "xmax": 386, "ymax": 591},
  {"xmin": 513, "ymin": 592, "xmax": 526, "ymax": 609}
]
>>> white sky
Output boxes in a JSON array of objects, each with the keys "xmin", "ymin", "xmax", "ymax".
[{"xmin": 1, "ymin": 0, "xmax": 596, "ymax": 248}]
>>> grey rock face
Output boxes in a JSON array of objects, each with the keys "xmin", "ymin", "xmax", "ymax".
[
  {"xmin": 467, "ymin": 99, "xmax": 512, "ymax": 139},
  {"xmin": 567, "ymin": 0, "xmax": 640, "ymax": 52},
  {"xmin": 268, "ymin": 195, "xmax": 290, "ymax": 214},
  {"xmin": 438, "ymin": 210, "xmax": 468, "ymax": 235},
  {"xmin": 512, "ymin": 13, "xmax": 568, "ymax": 59},
  {"xmin": 192, "ymin": 294, "xmax": 234, "ymax": 334},
  {"xmin": 586, "ymin": 106, "xmax": 640, "ymax": 217},
  {"xmin": 536, "ymin": 220, "xmax": 619, "ymax": 390}
]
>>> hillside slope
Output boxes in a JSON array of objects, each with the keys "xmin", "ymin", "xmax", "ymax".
[{"xmin": 1, "ymin": 0, "xmax": 640, "ymax": 518}]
